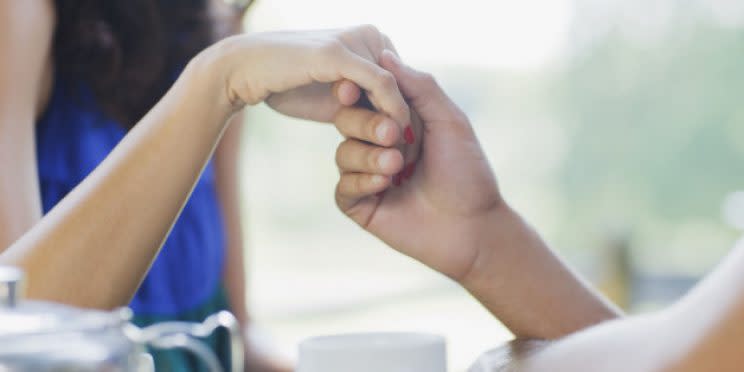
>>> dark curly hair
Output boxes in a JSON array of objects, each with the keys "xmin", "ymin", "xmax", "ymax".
[{"xmin": 53, "ymin": 0, "xmax": 251, "ymax": 128}]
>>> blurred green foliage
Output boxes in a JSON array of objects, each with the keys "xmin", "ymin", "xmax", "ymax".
[{"xmin": 553, "ymin": 18, "xmax": 744, "ymax": 273}]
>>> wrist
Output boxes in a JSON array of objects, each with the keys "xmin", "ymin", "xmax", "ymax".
[
  {"xmin": 458, "ymin": 203, "xmax": 532, "ymax": 288},
  {"xmin": 191, "ymin": 35, "xmax": 277, "ymax": 113},
  {"xmin": 182, "ymin": 38, "xmax": 247, "ymax": 121},
  {"xmin": 459, "ymin": 204, "xmax": 622, "ymax": 338}
]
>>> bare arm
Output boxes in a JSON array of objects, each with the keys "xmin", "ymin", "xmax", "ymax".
[
  {"xmin": 472, "ymin": 240, "xmax": 744, "ymax": 372},
  {"xmin": 461, "ymin": 206, "xmax": 622, "ymax": 339},
  {"xmin": 660, "ymin": 238, "xmax": 744, "ymax": 371},
  {"xmin": 1, "ymin": 61, "xmax": 234, "ymax": 309},
  {"xmin": 332, "ymin": 52, "xmax": 620, "ymax": 340},
  {"xmin": 216, "ymin": 110, "xmax": 293, "ymax": 372},
  {"xmin": 0, "ymin": 0, "xmax": 54, "ymax": 251},
  {"xmin": 212, "ymin": 0, "xmax": 251, "ymax": 326},
  {"xmin": 1, "ymin": 26, "xmax": 412, "ymax": 309},
  {"xmin": 216, "ymin": 113, "xmax": 250, "ymax": 325}
]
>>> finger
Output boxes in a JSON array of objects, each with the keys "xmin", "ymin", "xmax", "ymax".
[
  {"xmin": 378, "ymin": 49, "xmax": 430, "ymax": 102},
  {"xmin": 335, "ymin": 172, "xmax": 388, "ymax": 214},
  {"xmin": 319, "ymin": 48, "xmax": 411, "ymax": 131},
  {"xmin": 336, "ymin": 172, "xmax": 390, "ymax": 201},
  {"xmin": 265, "ymin": 82, "xmax": 342, "ymax": 123},
  {"xmin": 333, "ymin": 80, "xmax": 361, "ymax": 106},
  {"xmin": 334, "ymin": 106, "xmax": 400, "ymax": 147},
  {"xmin": 381, "ymin": 33, "xmax": 400, "ymax": 58},
  {"xmin": 399, "ymin": 110, "xmax": 424, "ymax": 182},
  {"xmin": 359, "ymin": 31, "xmax": 402, "ymax": 115},
  {"xmin": 379, "ymin": 49, "xmax": 464, "ymax": 127},
  {"xmin": 336, "ymin": 139, "xmax": 404, "ymax": 175}
]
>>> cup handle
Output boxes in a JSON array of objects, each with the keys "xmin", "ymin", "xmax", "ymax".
[{"xmin": 130, "ymin": 311, "xmax": 245, "ymax": 372}]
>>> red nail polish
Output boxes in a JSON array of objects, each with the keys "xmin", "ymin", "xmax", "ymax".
[
  {"xmin": 404, "ymin": 125, "xmax": 415, "ymax": 145},
  {"xmin": 402, "ymin": 162, "xmax": 417, "ymax": 180},
  {"xmin": 392, "ymin": 173, "xmax": 402, "ymax": 186}
]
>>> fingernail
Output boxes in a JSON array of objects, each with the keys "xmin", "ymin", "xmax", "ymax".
[
  {"xmin": 376, "ymin": 119, "xmax": 393, "ymax": 143},
  {"xmin": 377, "ymin": 152, "xmax": 395, "ymax": 172},
  {"xmin": 404, "ymin": 125, "xmax": 415, "ymax": 145},
  {"xmin": 402, "ymin": 162, "xmax": 417, "ymax": 180},
  {"xmin": 392, "ymin": 173, "xmax": 402, "ymax": 186},
  {"xmin": 371, "ymin": 175, "xmax": 387, "ymax": 185}
]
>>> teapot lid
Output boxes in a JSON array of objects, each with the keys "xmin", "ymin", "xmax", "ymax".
[
  {"xmin": 0, "ymin": 266, "xmax": 129, "ymax": 338},
  {"xmin": 0, "ymin": 301, "xmax": 130, "ymax": 338}
]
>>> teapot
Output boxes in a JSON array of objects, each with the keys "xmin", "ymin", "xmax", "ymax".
[{"xmin": 0, "ymin": 266, "xmax": 244, "ymax": 371}]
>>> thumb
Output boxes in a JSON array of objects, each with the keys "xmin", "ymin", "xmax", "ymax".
[{"xmin": 379, "ymin": 50, "xmax": 465, "ymax": 126}]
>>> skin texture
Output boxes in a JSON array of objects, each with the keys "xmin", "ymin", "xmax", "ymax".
[
  {"xmin": 518, "ymin": 238, "xmax": 744, "ymax": 372},
  {"xmin": 472, "ymin": 241, "xmax": 744, "ymax": 372},
  {"xmin": 333, "ymin": 51, "xmax": 620, "ymax": 340},
  {"xmin": 334, "ymin": 52, "xmax": 744, "ymax": 371},
  {"xmin": 0, "ymin": 1, "xmax": 54, "ymax": 252},
  {"xmin": 209, "ymin": 5, "xmax": 283, "ymax": 369},
  {"xmin": 0, "ymin": 6, "xmax": 404, "ymax": 369},
  {"xmin": 215, "ymin": 113, "xmax": 293, "ymax": 372},
  {"xmin": 0, "ymin": 3, "xmax": 289, "ymax": 369},
  {"xmin": 0, "ymin": 21, "xmax": 411, "ymax": 310}
]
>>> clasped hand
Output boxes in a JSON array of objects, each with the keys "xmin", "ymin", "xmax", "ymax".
[{"xmin": 201, "ymin": 24, "xmax": 503, "ymax": 287}]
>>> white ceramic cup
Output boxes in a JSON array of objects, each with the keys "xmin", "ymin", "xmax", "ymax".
[{"xmin": 297, "ymin": 332, "xmax": 447, "ymax": 372}]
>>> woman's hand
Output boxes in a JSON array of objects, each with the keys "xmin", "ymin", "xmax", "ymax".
[
  {"xmin": 332, "ymin": 51, "xmax": 619, "ymax": 339},
  {"xmin": 194, "ymin": 25, "xmax": 411, "ymax": 134},
  {"xmin": 262, "ymin": 25, "xmax": 398, "ymax": 124},
  {"xmin": 333, "ymin": 50, "xmax": 502, "ymax": 280}
]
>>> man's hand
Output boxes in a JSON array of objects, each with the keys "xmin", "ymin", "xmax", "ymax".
[
  {"xmin": 334, "ymin": 50, "xmax": 502, "ymax": 280},
  {"xmin": 331, "ymin": 51, "xmax": 619, "ymax": 339}
]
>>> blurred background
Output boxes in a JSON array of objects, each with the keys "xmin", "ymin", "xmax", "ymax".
[{"xmin": 236, "ymin": 0, "xmax": 744, "ymax": 370}]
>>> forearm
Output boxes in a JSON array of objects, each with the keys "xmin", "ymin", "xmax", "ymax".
[
  {"xmin": 479, "ymin": 240, "xmax": 744, "ymax": 372},
  {"xmin": 223, "ymin": 236, "xmax": 250, "ymax": 327},
  {"xmin": 224, "ymin": 238, "xmax": 249, "ymax": 324},
  {"xmin": 216, "ymin": 115, "xmax": 250, "ymax": 326},
  {"xmin": 0, "ymin": 0, "xmax": 54, "ymax": 250},
  {"xmin": 0, "ymin": 117, "xmax": 42, "ymax": 249},
  {"xmin": 511, "ymin": 312, "xmax": 673, "ymax": 372},
  {"xmin": 657, "ymin": 238, "xmax": 744, "ymax": 371},
  {"xmin": 0, "ymin": 58, "xmax": 236, "ymax": 309},
  {"xmin": 462, "ymin": 204, "xmax": 621, "ymax": 339},
  {"xmin": 214, "ymin": 4, "xmax": 251, "ymax": 324}
]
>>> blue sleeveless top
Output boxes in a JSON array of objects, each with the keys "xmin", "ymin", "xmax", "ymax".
[{"xmin": 36, "ymin": 78, "xmax": 226, "ymax": 315}]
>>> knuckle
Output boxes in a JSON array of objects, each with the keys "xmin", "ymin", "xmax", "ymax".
[
  {"xmin": 381, "ymin": 34, "xmax": 394, "ymax": 50},
  {"xmin": 337, "ymin": 29, "xmax": 357, "ymax": 46},
  {"xmin": 377, "ymin": 70, "xmax": 396, "ymax": 89},
  {"xmin": 342, "ymin": 176, "xmax": 355, "ymax": 193},
  {"xmin": 340, "ymin": 177, "xmax": 354, "ymax": 195},
  {"xmin": 367, "ymin": 147, "xmax": 380, "ymax": 170},
  {"xmin": 382, "ymin": 33, "xmax": 393, "ymax": 45},
  {"xmin": 320, "ymin": 39, "xmax": 345, "ymax": 58},
  {"xmin": 335, "ymin": 189, "xmax": 349, "ymax": 212},
  {"xmin": 335, "ymin": 141, "xmax": 350, "ymax": 165},
  {"xmin": 356, "ymin": 24, "xmax": 380, "ymax": 37},
  {"xmin": 357, "ymin": 175, "xmax": 366, "ymax": 191}
]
